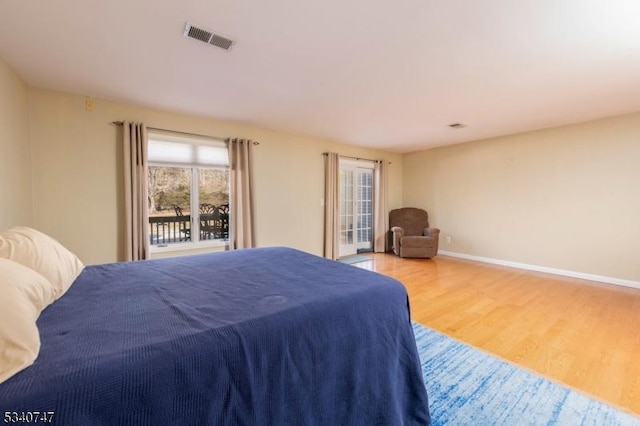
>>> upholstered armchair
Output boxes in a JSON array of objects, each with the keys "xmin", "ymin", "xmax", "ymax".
[{"xmin": 389, "ymin": 208, "xmax": 440, "ymax": 258}]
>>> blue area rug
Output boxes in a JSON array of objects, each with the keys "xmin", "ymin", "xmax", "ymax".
[
  {"xmin": 413, "ymin": 322, "xmax": 640, "ymax": 425},
  {"xmin": 338, "ymin": 255, "xmax": 372, "ymax": 265}
]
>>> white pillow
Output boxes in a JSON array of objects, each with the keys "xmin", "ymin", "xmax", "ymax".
[
  {"xmin": 0, "ymin": 258, "xmax": 56, "ymax": 384},
  {"xmin": 0, "ymin": 227, "xmax": 84, "ymax": 299}
]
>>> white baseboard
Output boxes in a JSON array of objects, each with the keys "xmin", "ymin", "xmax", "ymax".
[{"xmin": 438, "ymin": 250, "xmax": 640, "ymax": 291}]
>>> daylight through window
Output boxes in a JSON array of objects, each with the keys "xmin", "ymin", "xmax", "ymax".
[
  {"xmin": 147, "ymin": 131, "xmax": 230, "ymax": 249},
  {"xmin": 338, "ymin": 158, "xmax": 374, "ymax": 258}
]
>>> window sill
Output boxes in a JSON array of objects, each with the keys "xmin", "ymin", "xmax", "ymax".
[{"xmin": 150, "ymin": 239, "xmax": 229, "ymax": 254}]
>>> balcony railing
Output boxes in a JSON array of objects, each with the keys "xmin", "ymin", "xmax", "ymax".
[{"xmin": 149, "ymin": 214, "xmax": 228, "ymax": 245}]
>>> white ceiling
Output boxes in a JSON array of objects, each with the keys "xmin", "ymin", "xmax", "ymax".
[{"xmin": 1, "ymin": 0, "xmax": 640, "ymax": 153}]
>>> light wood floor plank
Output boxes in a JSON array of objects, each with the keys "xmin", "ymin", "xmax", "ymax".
[{"xmin": 355, "ymin": 253, "xmax": 640, "ymax": 415}]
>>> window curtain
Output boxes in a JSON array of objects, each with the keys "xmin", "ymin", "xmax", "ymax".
[
  {"xmin": 373, "ymin": 160, "xmax": 388, "ymax": 253},
  {"xmin": 227, "ymin": 138, "xmax": 255, "ymax": 250},
  {"xmin": 122, "ymin": 122, "xmax": 150, "ymax": 261},
  {"xmin": 323, "ymin": 152, "xmax": 339, "ymax": 260}
]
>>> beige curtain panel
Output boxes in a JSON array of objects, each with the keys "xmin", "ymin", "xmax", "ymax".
[
  {"xmin": 227, "ymin": 138, "xmax": 255, "ymax": 250},
  {"xmin": 373, "ymin": 160, "xmax": 388, "ymax": 253},
  {"xmin": 122, "ymin": 122, "xmax": 150, "ymax": 261},
  {"xmin": 323, "ymin": 152, "xmax": 339, "ymax": 260}
]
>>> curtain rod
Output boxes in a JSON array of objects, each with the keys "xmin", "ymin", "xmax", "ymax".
[
  {"xmin": 111, "ymin": 121, "xmax": 259, "ymax": 145},
  {"xmin": 322, "ymin": 152, "xmax": 391, "ymax": 165}
]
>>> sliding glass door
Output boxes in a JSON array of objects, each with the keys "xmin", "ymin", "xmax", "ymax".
[{"xmin": 338, "ymin": 160, "xmax": 373, "ymax": 258}]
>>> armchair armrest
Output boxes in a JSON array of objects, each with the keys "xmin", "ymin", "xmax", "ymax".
[
  {"xmin": 390, "ymin": 226, "xmax": 405, "ymax": 256},
  {"xmin": 424, "ymin": 227, "xmax": 440, "ymax": 254},
  {"xmin": 391, "ymin": 226, "xmax": 405, "ymax": 236},
  {"xmin": 424, "ymin": 227, "xmax": 440, "ymax": 238}
]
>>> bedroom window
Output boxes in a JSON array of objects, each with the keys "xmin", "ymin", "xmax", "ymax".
[{"xmin": 147, "ymin": 131, "xmax": 229, "ymax": 251}]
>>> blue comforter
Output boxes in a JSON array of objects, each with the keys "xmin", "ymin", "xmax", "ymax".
[{"xmin": 0, "ymin": 247, "xmax": 430, "ymax": 425}]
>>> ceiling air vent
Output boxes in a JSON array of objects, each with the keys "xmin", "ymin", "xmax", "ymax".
[
  {"xmin": 183, "ymin": 23, "xmax": 235, "ymax": 51},
  {"xmin": 448, "ymin": 123, "xmax": 466, "ymax": 129}
]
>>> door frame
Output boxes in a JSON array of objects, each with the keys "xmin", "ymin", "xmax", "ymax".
[{"xmin": 338, "ymin": 158, "xmax": 374, "ymax": 258}]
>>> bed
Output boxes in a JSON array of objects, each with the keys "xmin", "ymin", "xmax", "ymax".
[{"xmin": 0, "ymin": 246, "xmax": 430, "ymax": 425}]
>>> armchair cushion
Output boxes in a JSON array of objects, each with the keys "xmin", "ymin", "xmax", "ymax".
[{"xmin": 402, "ymin": 236, "xmax": 436, "ymax": 248}]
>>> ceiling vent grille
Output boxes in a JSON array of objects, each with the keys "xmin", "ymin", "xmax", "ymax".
[{"xmin": 183, "ymin": 23, "xmax": 235, "ymax": 51}]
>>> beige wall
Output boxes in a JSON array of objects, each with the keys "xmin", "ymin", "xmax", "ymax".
[
  {"xmin": 28, "ymin": 88, "xmax": 403, "ymax": 264},
  {"xmin": 12, "ymin": 81, "xmax": 640, "ymax": 282},
  {"xmin": 0, "ymin": 57, "xmax": 32, "ymax": 229},
  {"xmin": 404, "ymin": 113, "xmax": 640, "ymax": 282}
]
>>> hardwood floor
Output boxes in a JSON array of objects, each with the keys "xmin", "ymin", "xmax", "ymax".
[{"xmin": 355, "ymin": 253, "xmax": 640, "ymax": 415}]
